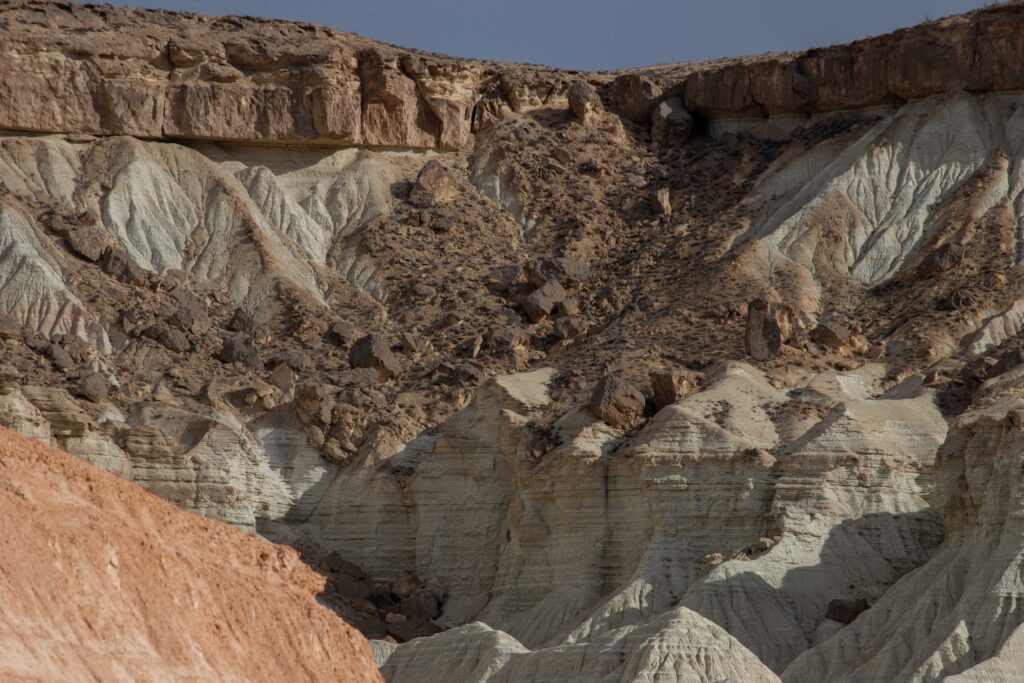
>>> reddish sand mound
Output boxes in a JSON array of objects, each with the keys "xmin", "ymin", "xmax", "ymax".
[{"xmin": 0, "ymin": 428, "xmax": 383, "ymax": 682}]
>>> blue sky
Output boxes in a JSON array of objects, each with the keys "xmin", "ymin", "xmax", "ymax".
[{"xmin": 112, "ymin": 0, "xmax": 994, "ymax": 71}]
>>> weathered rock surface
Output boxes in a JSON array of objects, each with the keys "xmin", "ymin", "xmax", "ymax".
[
  {"xmin": 5, "ymin": 3, "xmax": 1024, "ymax": 682},
  {"xmin": 379, "ymin": 610, "xmax": 781, "ymax": 683},
  {"xmin": 0, "ymin": 427, "xmax": 381, "ymax": 682}
]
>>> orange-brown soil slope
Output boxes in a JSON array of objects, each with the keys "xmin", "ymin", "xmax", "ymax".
[{"xmin": 0, "ymin": 427, "xmax": 383, "ymax": 683}]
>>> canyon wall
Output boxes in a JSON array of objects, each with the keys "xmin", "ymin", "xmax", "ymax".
[{"xmin": 4, "ymin": 2, "xmax": 1024, "ymax": 681}]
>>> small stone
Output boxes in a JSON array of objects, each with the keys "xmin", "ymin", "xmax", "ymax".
[
  {"xmin": 306, "ymin": 425, "xmax": 326, "ymax": 448},
  {"xmin": 328, "ymin": 321, "xmax": 359, "ymax": 346},
  {"xmin": 655, "ymin": 188, "xmax": 672, "ymax": 216},
  {"xmin": 270, "ymin": 350, "xmax": 313, "ymax": 372},
  {"xmin": 269, "ymin": 363, "xmax": 294, "ymax": 393},
  {"xmin": 459, "ymin": 335, "xmax": 483, "ymax": 359},
  {"xmin": 554, "ymin": 316, "xmax": 588, "ymax": 340},
  {"xmin": 401, "ymin": 332, "xmax": 424, "ymax": 355},
  {"xmin": 226, "ymin": 307, "xmax": 255, "ymax": 333},
  {"xmin": 557, "ymin": 298, "xmax": 580, "ymax": 317}
]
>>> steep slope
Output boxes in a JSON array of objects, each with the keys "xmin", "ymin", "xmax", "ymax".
[
  {"xmin": 5, "ymin": 1, "xmax": 1024, "ymax": 682},
  {"xmin": 0, "ymin": 427, "xmax": 382, "ymax": 682}
]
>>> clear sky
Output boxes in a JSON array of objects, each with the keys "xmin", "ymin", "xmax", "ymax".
[{"xmin": 111, "ymin": 0, "xmax": 995, "ymax": 71}]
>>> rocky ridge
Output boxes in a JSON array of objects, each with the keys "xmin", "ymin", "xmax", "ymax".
[{"xmin": 5, "ymin": 1, "xmax": 1024, "ymax": 681}]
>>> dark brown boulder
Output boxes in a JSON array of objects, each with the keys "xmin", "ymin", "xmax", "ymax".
[
  {"xmin": 825, "ymin": 598, "xmax": 870, "ymax": 625},
  {"xmin": 76, "ymin": 373, "xmax": 110, "ymax": 403},
  {"xmin": 608, "ymin": 73, "xmax": 663, "ymax": 123},
  {"xmin": 348, "ymin": 334, "xmax": 401, "ymax": 379},
  {"xmin": 523, "ymin": 257, "xmax": 590, "ymax": 288},
  {"xmin": 49, "ymin": 211, "xmax": 110, "ymax": 262},
  {"xmin": 399, "ymin": 588, "xmax": 440, "ymax": 621},
  {"xmin": 99, "ymin": 246, "xmax": 147, "ymax": 285},
  {"xmin": 651, "ymin": 96, "xmax": 695, "ymax": 145},
  {"xmin": 218, "ymin": 334, "xmax": 261, "ymax": 368},
  {"xmin": 386, "ymin": 617, "xmax": 442, "ymax": 643},
  {"xmin": 142, "ymin": 323, "xmax": 191, "ymax": 353},
  {"xmin": 165, "ymin": 289, "xmax": 209, "ymax": 335},
  {"xmin": 590, "ymin": 374, "xmax": 647, "ymax": 430},
  {"xmin": 409, "ymin": 160, "xmax": 458, "ymax": 208},
  {"xmin": 917, "ymin": 242, "xmax": 967, "ymax": 278},
  {"xmin": 745, "ymin": 298, "xmax": 795, "ymax": 361},
  {"xmin": 650, "ymin": 369, "xmax": 701, "ymax": 410},
  {"xmin": 523, "ymin": 280, "xmax": 567, "ymax": 323},
  {"xmin": 47, "ymin": 343, "xmax": 76, "ymax": 372}
]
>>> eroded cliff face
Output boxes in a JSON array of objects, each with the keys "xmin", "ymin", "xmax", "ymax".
[{"xmin": 6, "ymin": 1, "xmax": 1024, "ymax": 681}]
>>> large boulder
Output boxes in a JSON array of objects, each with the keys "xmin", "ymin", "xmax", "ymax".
[
  {"xmin": 608, "ymin": 73, "xmax": 663, "ymax": 123},
  {"xmin": 523, "ymin": 257, "xmax": 590, "ymax": 288},
  {"xmin": 745, "ymin": 298, "xmax": 795, "ymax": 361},
  {"xmin": 523, "ymin": 280, "xmax": 568, "ymax": 323},
  {"xmin": 349, "ymin": 334, "xmax": 401, "ymax": 379},
  {"xmin": 590, "ymin": 374, "xmax": 647, "ymax": 430},
  {"xmin": 650, "ymin": 368, "xmax": 701, "ymax": 410},
  {"xmin": 651, "ymin": 96, "xmax": 694, "ymax": 145},
  {"xmin": 409, "ymin": 160, "xmax": 458, "ymax": 208},
  {"xmin": 568, "ymin": 80, "xmax": 603, "ymax": 125}
]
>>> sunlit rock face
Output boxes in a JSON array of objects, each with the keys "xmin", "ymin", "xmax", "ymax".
[{"xmin": 7, "ymin": 1, "xmax": 1024, "ymax": 681}]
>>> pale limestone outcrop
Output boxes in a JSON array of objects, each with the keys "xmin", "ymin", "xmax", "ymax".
[
  {"xmin": 746, "ymin": 92, "xmax": 1024, "ymax": 312},
  {"xmin": 0, "ymin": 202, "xmax": 110, "ymax": 352},
  {"xmin": 0, "ymin": 2, "xmax": 483, "ymax": 149},
  {"xmin": 684, "ymin": 390, "xmax": 947, "ymax": 671},
  {"xmin": 660, "ymin": 2, "xmax": 1024, "ymax": 119},
  {"xmin": 782, "ymin": 398, "xmax": 1024, "ymax": 682},
  {"xmin": 0, "ymin": 385, "xmax": 338, "ymax": 535},
  {"xmin": 255, "ymin": 360, "xmax": 945, "ymax": 673},
  {"xmin": 379, "ymin": 610, "xmax": 782, "ymax": 683},
  {"xmin": 0, "ymin": 133, "xmax": 430, "ymax": 351}
]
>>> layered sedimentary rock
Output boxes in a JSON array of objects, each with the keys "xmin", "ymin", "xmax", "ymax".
[
  {"xmin": 6, "ymin": 1, "xmax": 1024, "ymax": 682},
  {"xmin": 4, "ymin": 1, "xmax": 1024, "ymax": 147},
  {"xmin": 379, "ymin": 612, "xmax": 782, "ymax": 683}
]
